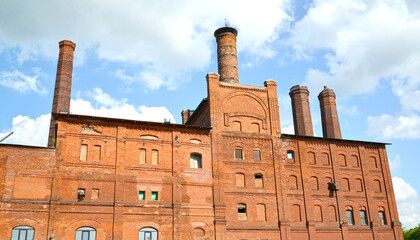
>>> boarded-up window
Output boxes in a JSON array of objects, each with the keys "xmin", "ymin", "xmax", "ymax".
[
  {"xmin": 238, "ymin": 203, "xmax": 247, "ymax": 220},
  {"xmin": 235, "ymin": 148, "xmax": 243, "ymax": 160},
  {"xmin": 342, "ymin": 178, "xmax": 350, "ymax": 192},
  {"xmin": 253, "ymin": 149, "xmax": 261, "ymax": 161},
  {"xmin": 152, "ymin": 149, "xmax": 158, "ymax": 165},
  {"xmin": 292, "ymin": 204, "xmax": 302, "ymax": 222},
  {"xmin": 251, "ymin": 123, "xmax": 260, "ymax": 133},
  {"xmin": 320, "ymin": 152, "xmax": 330, "ymax": 166},
  {"xmin": 314, "ymin": 205, "xmax": 323, "ymax": 222},
  {"xmin": 328, "ymin": 205, "xmax": 337, "ymax": 222},
  {"xmin": 374, "ymin": 179, "xmax": 382, "ymax": 192},
  {"xmin": 236, "ymin": 173, "xmax": 245, "ymax": 187},
  {"xmin": 308, "ymin": 152, "xmax": 316, "ymax": 165},
  {"xmin": 232, "ymin": 121, "xmax": 241, "ymax": 131},
  {"xmin": 310, "ymin": 176, "xmax": 319, "ymax": 190},
  {"xmin": 355, "ymin": 178, "xmax": 363, "ymax": 192},
  {"xmin": 289, "ymin": 175, "xmax": 298, "ymax": 190},
  {"xmin": 93, "ymin": 145, "xmax": 101, "ymax": 161},
  {"xmin": 80, "ymin": 144, "xmax": 88, "ymax": 162},
  {"xmin": 351, "ymin": 155, "xmax": 359, "ymax": 167},
  {"xmin": 256, "ymin": 203, "xmax": 266, "ymax": 221},
  {"xmin": 91, "ymin": 189, "xmax": 99, "ymax": 200},
  {"xmin": 338, "ymin": 154, "xmax": 347, "ymax": 167},
  {"xmin": 190, "ymin": 153, "xmax": 202, "ymax": 168},
  {"xmin": 254, "ymin": 173, "xmax": 263, "ymax": 188},
  {"xmin": 370, "ymin": 156, "xmax": 378, "ymax": 168},
  {"xmin": 139, "ymin": 149, "xmax": 146, "ymax": 164}
]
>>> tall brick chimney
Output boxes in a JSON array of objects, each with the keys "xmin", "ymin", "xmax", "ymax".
[
  {"xmin": 48, "ymin": 40, "xmax": 76, "ymax": 147},
  {"xmin": 289, "ymin": 85, "xmax": 314, "ymax": 136},
  {"xmin": 214, "ymin": 26, "xmax": 239, "ymax": 84},
  {"xmin": 318, "ymin": 86, "xmax": 342, "ymax": 139}
]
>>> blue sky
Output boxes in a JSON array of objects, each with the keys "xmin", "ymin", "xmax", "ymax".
[{"xmin": 1, "ymin": 0, "xmax": 420, "ymax": 228}]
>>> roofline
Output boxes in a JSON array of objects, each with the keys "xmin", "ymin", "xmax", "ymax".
[
  {"xmin": 281, "ymin": 134, "xmax": 391, "ymax": 146},
  {"xmin": 52, "ymin": 113, "xmax": 212, "ymax": 131},
  {"xmin": 0, "ymin": 143, "xmax": 51, "ymax": 149},
  {"xmin": 185, "ymin": 98, "xmax": 208, "ymax": 125}
]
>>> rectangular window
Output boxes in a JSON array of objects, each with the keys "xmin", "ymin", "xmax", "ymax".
[
  {"xmin": 151, "ymin": 149, "xmax": 158, "ymax": 165},
  {"xmin": 234, "ymin": 148, "xmax": 243, "ymax": 160},
  {"xmin": 93, "ymin": 145, "xmax": 101, "ymax": 161},
  {"xmin": 346, "ymin": 210, "xmax": 354, "ymax": 225},
  {"xmin": 151, "ymin": 191, "xmax": 158, "ymax": 200},
  {"xmin": 190, "ymin": 153, "xmax": 202, "ymax": 168},
  {"xmin": 139, "ymin": 191, "xmax": 145, "ymax": 200},
  {"xmin": 253, "ymin": 149, "xmax": 261, "ymax": 161},
  {"xmin": 80, "ymin": 144, "xmax": 88, "ymax": 162},
  {"xmin": 360, "ymin": 210, "xmax": 368, "ymax": 225},
  {"xmin": 139, "ymin": 149, "xmax": 146, "ymax": 164},
  {"xmin": 91, "ymin": 189, "xmax": 99, "ymax": 200}
]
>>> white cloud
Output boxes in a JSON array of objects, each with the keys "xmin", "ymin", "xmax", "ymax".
[
  {"xmin": 389, "ymin": 154, "xmax": 402, "ymax": 170},
  {"xmin": 290, "ymin": 0, "xmax": 420, "ymax": 97},
  {"xmin": 367, "ymin": 114, "xmax": 420, "ymax": 140},
  {"xmin": 281, "ymin": 124, "xmax": 294, "ymax": 134},
  {"xmin": 0, "ymin": 0, "xmax": 292, "ymax": 90},
  {"xmin": 0, "ymin": 69, "xmax": 47, "ymax": 94},
  {"xmin": 71, "ymin": 88, "xmax": 175, "ymax": 123},
  {"xmin": 393, "ymin": 177, "xmax": 420, "ymax": 228},
  {"xmin": 0, "ymin": 114, "xmax": 50, "ymax": 147}
]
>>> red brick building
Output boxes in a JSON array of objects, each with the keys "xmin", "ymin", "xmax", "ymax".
[{"xmin": 0, "ymin": 26, "xmax": 403, "ymax": 240}]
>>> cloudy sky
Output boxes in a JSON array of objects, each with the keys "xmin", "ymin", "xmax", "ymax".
[{"xmin": 1, "ymin": 0, "xmax": 420, "ymax": 229}]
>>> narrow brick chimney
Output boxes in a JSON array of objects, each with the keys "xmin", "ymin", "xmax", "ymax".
[
  {"xmin": 48, "ymin": 40, "xmax": 76, "ymax": 147},
  {"xmin": 289, "ymin": 85, "xmax": 314, "ymax": 136},
  {"xmin": 318, "ymin": 86, "xmax": 342, "ymax": 139},
  {"xmin": 181, "ymin": 109, "xmax": 193, "ymax": 124},
  {"xmin": 214, "ymin": 26, "xmax": 239, "ymax": 84}
]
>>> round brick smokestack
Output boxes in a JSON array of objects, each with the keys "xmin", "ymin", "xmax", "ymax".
[
  {"xmin": 214, "ymin": 26, "xmax": 239, "ymax": 84},
  {"xmin": 318, "ymin": 86, "xmax": 342, "ymax": 139},
  {"xmin": 289, "ymin": 85, "xmax": 314, "ymax": 136},
  {"xmin": 48, "ymin": 40, "xmax": 76, "ymax": 147}
]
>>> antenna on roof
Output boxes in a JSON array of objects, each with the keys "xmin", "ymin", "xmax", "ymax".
[
  {"xmin": 225, "ymin": 18, "xmax": 229, "ymax": 27},
  {"xmin": 0, "ymin": 132, "xmax": 13, "ymax": 143}
]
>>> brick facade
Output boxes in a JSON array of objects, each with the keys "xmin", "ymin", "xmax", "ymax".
[{"xmin": 0, "ymin": 27, "xmax": 403, "ymax": 240}]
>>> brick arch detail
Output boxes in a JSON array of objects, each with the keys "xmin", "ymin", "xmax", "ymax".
[{"xmin": 64, "ymin": 219, "xmax": 106, "ymax": 240}]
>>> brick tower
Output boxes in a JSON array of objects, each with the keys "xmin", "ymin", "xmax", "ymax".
[
  {"xmin": 289, "ymin": 85, "xmax": 314, "ymax": 136},
  {"xmin": 47, "ymin": 40, "xmax": 76, "ymax": 147},
  {"xmin": 318, "ymin": 86, "xmax": 342, "ymax": 139},
  {"xmin": 214, "ymin": 26, "xmax": 239, "ymax": 84}
]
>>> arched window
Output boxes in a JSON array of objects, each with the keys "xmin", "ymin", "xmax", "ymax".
[
  {"xmin": 237, "ymin": 203, "xmax": 247, "ymax": 220},
  {"xmin": 360, "ymin": 207, "xmax": 368, "ymax": 226},
  {"xmin": 320, "ymin": 152, "xmax": 330, "ymax": 166},
  {"xmin": 378, "ymin": 207, "xmax": 387, "ymax": 225},
  {"xmin": 308, "ymin": 152, "xmax": 316, "ymax": 165},
  {"xmin": 11, "ymin": 226, "xmax": 34, "ymax": 240},
  {"xmin": 289, "ymin": 175, "xmax": 298, "ymax": 190},
  {"xmin": 287, "ymin": 150, "xmax": 295, "ymax": 163},
  {"xmin": 254, "ymin": 173, "xmax": 263, "ymax": 188},
  {"xmin": 236, "ymin": 173, "xmax": 245, "ymax": 187},
  {"xmin": 342, "ymin": 178, "xmax": 350, "ymax": 192},
  {"xmin": 310, "ymin": 176, "xmax": 319, "ymax": 190},
  {"xmin": 346, "ymin": 207, "xmax": 354, "ymax": 225},
  {"xmin": 256, "ymin": 203, "xmax": 266, "ymax": 221},
  {"xmin": 190, "ymin": 153, "xmax": 202, "ymax": 168},
  {"xmin": 75, "ymin": 227, "xmax": 96, "ymax": 240},
  {"xmin": 314, "ymin": 205, "xmax": 323, "ymax": 222},
  {"xmin": 139, "ymin": 227, "xmax": 158, "ymax": 240},
  {"xmin": 232, "ymin": 121, "xmax": 242, "ymax": 131},
  {"xmin": 292, "ymin": 204, "xmax": 302, "ymax": 222},
  {"xmin": 338, "ymin": 154, "xmax": 347, "ymax": 167},
  {"xmin": 251, "ymin": 122, "xmax": 260, "ymax": 133}
]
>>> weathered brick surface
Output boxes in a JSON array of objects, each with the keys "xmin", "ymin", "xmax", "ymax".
[{"xmin": 0, "ymin": 26, "xmax": 403, "ymax": 240}]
